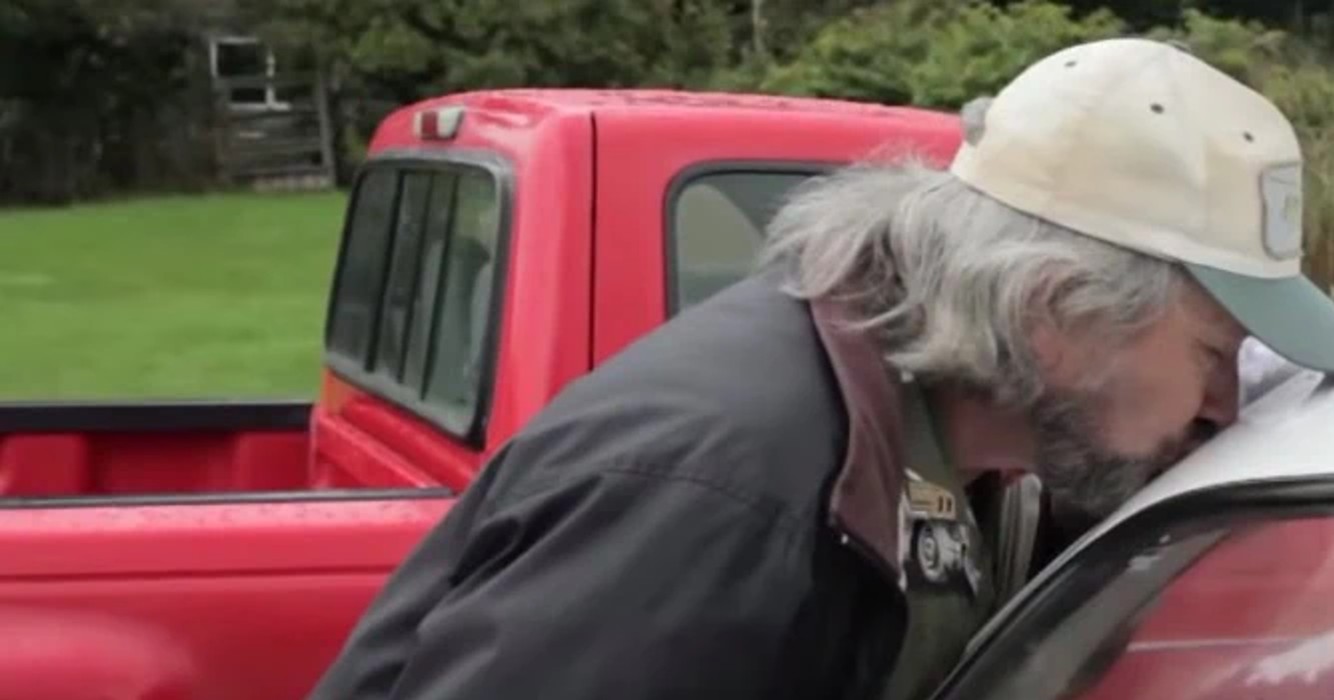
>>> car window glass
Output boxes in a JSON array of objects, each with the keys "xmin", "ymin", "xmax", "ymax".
[
  {"xmin": 373, "ymin": 171, "xmax": 432, "ymax": 378},
  {"xmin": 424, "ymin": 169, "xmax": 500, "ymax": 432},
  {"xmin": 329, "ymin": 168, "xmax": 397, "ymax": 361},
  {"xmin": 402, "ymin": 173, "xmax": 457, "ymax": 391},
  {"xmin": 957, "ymin": 515, "xmax": 1334, "ymax": 700},
  {"xmin": 669, "ymin": 171, "xmax": 814, "ymax": 312},
  {"xmin": 1073, "ymin": 516, "xmax": 1334, "ymax": 700},
  {"xmin": 325, "ymin": 159, "xmax": 505, "ymax": 442}
]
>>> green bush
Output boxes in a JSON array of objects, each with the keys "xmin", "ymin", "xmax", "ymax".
[
  {"xmin": 0, "ymin": 0, "xmax": 218, "ymax": 205},
  {"xmin": 255, "ymin": 0, "xmax": 737, "ymax": 104},
  {"xmin": 908, "ymin": 1, "xmax": 1125, "ymax": 107},
  {"xmin": 756, "ymin": 0, "xmax": 943, "ymax": 104},
  {"xmin": 758, "ymin": 0, "xmax": 1125, "ymax": 108}
]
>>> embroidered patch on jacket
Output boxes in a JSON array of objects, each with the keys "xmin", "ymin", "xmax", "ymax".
[{"xmin": 903, "ymin": 477, "xmax": 982, "ymax": 598}]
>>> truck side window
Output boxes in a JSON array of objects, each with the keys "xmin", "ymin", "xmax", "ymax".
[
  {"xmin": 402, "ymin": 173, "xmax": 457, "ymax": 391},
  {"xmin": 669, "ymin": 170, "xmax": 815, "ymax": 313},
  {"xmin": 373, "ymin": 171, "xmax": 433, "ymax": 379},
  {"xmin": 424, "ymin": 170, "xmax": 500, "ymax": 430},
  {"xmin": 327, "ymin": 159, "xmax": 504, "ymax": 442},
  {"xmin": 329, "ymin": 168, "xmax": 398, "ymax": 360}
]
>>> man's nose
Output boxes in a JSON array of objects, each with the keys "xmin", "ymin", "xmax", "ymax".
[{"xmin": 1198, "ymin": 365, "xmax": 1241, "ymax": 432}]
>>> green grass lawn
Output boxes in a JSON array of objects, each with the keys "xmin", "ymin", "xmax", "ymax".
[{"xmin": 0, "ymin": 191, "xmax": 345, "ymax": 400}]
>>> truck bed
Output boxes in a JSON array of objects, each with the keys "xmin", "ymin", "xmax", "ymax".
[
  {"xmin": 0, "ymin": 401, "xmax": 313, "ymax": 498},
  {"xmin": 0, "ymin": 401, "xmax": 457, "ymax": 698}
]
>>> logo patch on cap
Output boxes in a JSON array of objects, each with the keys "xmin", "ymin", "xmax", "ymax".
[{"xmin": 1261, "ymin": 163, "xmax": 1303, "ymax": 260}]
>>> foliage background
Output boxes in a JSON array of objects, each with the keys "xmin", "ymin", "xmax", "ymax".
[
  {"xmin": 0, "ymin": 0, "xmax": 222, "ymax": 205},
  {"xmin": 3, "ymin": 0, "xmax": 1334, "ymax": 284}
]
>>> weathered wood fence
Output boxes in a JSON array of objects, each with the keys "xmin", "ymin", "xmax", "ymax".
[{"xmin": 212, "ymin": 72, "xmax": 336, "ymax": 191}]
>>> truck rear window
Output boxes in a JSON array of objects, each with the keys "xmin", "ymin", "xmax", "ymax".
[
  {"xmin": 327, "ymin": 159, "xmax": 505, "ymax": 441},
  {"xmin": 669, "ymin": 169, "xmax": 819, "ymax": 312}
]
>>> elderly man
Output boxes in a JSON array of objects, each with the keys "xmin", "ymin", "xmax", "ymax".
[{"xmin": 310, "ymin": 38, "xmax": 1334, "ymax": 700}]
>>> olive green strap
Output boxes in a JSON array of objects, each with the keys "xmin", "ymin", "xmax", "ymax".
[{"xmin": 880, "ymin": 381, "xmax": 997, "ymax": 700}]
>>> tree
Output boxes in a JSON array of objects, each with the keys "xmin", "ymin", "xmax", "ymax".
[
  {"xmin": 753, "ymin": 0, "xmax": 946, "ymax": 104},
  {"xmin": 244, "ymin": 0, "xmax": 741, "ymax": 167},
  {"xmin": 250, "ymin": 0, "xmax": 736, "ymax": 104},
  {"xmin": 758, "ymin": 0, "xmax": 1124, "ymax": 108},
  {"xmin": 0, "ymin": 0, "xmax": 215, "ymax": 204},
  {"xmin": 911, "ymin": 1, "xmax": 1124, "ymax": 106},
  {"xmin": 997, "ymin": 0, "xmax": 1184, "ymax": 29},
  {"xmin": 1193, "ymin": 0, "xmax": 1311, "ymax": 28}
]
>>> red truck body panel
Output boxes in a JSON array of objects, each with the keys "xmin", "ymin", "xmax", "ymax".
[{"xmin": 0, "ymin": 497, "xmax": 449, "ymax": 699}]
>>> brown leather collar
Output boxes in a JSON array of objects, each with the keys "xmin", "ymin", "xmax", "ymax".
[{"xmin": 809, "ymin": 298, "xmax": 908, "ymax": 579}]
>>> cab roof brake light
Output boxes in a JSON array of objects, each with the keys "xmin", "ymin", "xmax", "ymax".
[{"xmin": 413, "ymin": 106, "xmax": 464, "ymax": 141}]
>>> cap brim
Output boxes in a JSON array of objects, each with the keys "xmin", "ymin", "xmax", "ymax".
[{"xmin": 1187, "ymin": 263, "xmax": 1334, "ymax": 373}]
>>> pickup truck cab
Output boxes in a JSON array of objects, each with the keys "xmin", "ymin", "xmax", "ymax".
[{"xmin": 6, "ymin": 90, "xmax": 1334, "ymax": 700}]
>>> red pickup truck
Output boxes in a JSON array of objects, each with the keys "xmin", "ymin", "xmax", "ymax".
[
  {"xmin": 0, "ymin": 90, "xmax": 962, "ymax": 699},
  {"xmin": 12, "ymin": 89, "xmax": 1334, "ymax": 700}
]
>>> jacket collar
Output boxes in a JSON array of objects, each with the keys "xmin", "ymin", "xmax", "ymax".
[{"xmin": 809, "ymin": 297, "xmax": 908, "ymax": 580}]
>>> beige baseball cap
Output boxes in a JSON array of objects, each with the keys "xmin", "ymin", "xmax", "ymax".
[{"xmin": 950, "ymin": 37, "xmax": 1334, "ymax": 373}]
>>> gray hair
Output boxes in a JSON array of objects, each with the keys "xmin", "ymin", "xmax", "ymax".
[{"xmin": 761, "ymin": 99, "xmax": 1187, "ymax": 406}]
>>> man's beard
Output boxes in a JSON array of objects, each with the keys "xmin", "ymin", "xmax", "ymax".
[{"xmin": 1029, "ymin": 393, "xmax": 1191, "ymax": 523}]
